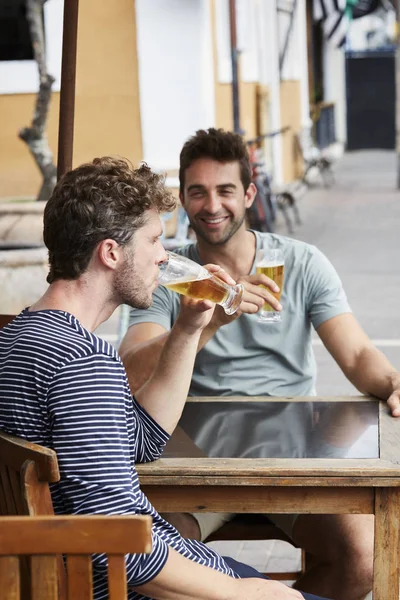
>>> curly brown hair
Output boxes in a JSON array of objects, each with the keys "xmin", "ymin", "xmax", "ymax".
[
  {"xmin": 44, "ymin": 157, "xmax": 175, "ymax": 283},
  {"xmin": 179, "ymin": 128, "xmax": 252, "ymax": 194}
]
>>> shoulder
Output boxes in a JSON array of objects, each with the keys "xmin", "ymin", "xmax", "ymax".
[
  {"xmin": 32, "ymin": 311, "xmax": 121, "ymax": 367},
  {"xmin": 174, "ymin": 242, "xmax": 198, "ymax": 261}
]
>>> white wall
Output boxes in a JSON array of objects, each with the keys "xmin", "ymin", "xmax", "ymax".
[
  {"xmin": 279, "ymin": 0, "xmax": 310, "ymax": 128},
  {"xmin": 0, "ymin": 0, "xmax": 63, "ymax": 95},
  {"xmin": 260, "ymin": 0, "xmax": 283, "ymax": 184},
  {"xmin": 323, "ymin": 42, "xmax": 347, "ymax": 145},
  {"xmin": 135, "ymin": 0, "xmax": 215, "ymax": 171},
  {"xmin": 215, "ymin": 0, "xmax": 260, "ymax": 84}
]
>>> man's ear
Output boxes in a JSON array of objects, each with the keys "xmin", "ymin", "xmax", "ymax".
[
  {"xmin": 245, "ymin": 182, "xmax": 257, "ymax": 208},
  {"xmin": 97, "ymin": 239, "xmax": 122, "ymax": 271},
  {"xmin": 179, "ymin": 191, "xmax": 185, "ymax": 207}
]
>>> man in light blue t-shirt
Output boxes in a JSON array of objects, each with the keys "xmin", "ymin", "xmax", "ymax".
[{"xmin": 119, "ymin": 128, "xmax": 400, "ymax": 600}]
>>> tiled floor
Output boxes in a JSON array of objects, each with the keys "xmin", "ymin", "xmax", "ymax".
[{"xmin": 208, "ymin": 538, "xmax": 300, "ymax": 586}]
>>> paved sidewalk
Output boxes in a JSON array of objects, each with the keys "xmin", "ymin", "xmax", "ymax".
[{"xmin": 292, "ymin": 150, "xmax": 400, "ymax": 397}]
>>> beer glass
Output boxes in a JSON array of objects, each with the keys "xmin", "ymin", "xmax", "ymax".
[
  {"xmin": 158, "ymin": 252, "xmax": 244, "ymax": 315},
  {"xmin": 255, "ymin": 248, "xmax": 284, "ymax": 323}
]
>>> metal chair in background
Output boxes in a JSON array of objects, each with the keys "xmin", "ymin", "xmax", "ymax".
[{"xmin": 246, "ymin": 129, "xmax": 302, "ymax": 235}]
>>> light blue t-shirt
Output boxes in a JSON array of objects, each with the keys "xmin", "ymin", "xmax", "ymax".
[{"xmin": 128, "ymin": 231, "xmax": 351, "ymax": 398}]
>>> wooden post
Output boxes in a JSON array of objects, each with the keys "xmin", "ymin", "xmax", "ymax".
[
  {"xmin": 229, "ymin": 0, "xmax": 241, "ymax": 134},
  {"xmin": 306, "ymin": 0, "xmax": 314, "ymax": 105},
  {"xmin": 57, "ymin": 0, "xmax": 79, "ymax": 180},
  {"xmin": 373, "ymin": 487, "xmax": 400, "ymax": 600}
]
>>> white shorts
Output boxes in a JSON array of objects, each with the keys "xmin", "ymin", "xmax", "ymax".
[{"xmin": 193, "ymin": 511, "xmax": 299, "ymax": 542}]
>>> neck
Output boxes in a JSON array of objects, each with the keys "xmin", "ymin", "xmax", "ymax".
[
  {"xmin": 29, "ymin": 276, "xmax": 117, "ymax": 332},
  {"xmin": 196, "ymin": 227, "xmax": 256, "ymax": 280}
]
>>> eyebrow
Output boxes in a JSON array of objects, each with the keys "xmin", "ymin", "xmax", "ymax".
[
  {"xmin": 217, "ymin": 183, "xmax": 236, "ymax": 191},
  {"xmin": 187, "ymin": 183, "xmax": 237, "ymax": 192}
]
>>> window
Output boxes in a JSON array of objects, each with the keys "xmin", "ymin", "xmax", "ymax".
[
  {"xmin": 0, "ymin": 0, "xmax": 36, "ymax": 62},
  {"xmin": 0, "ymin": 0, "xmax": 63, "ymax": 95}
]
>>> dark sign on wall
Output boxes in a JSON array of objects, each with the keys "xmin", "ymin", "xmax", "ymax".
[
  {"xmin": 352, "ymin": 0, "xmax": 382, "ymax": 19},
  {"xmin": 346, "ymin": 50, "xmax": 395, "ymax": 150}
]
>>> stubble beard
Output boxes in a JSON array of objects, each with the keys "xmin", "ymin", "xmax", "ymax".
[
  {"xmin": 189, "ymin": 211, "xmax": 247, "ymax": 247},
  {"xmin": 114, "ymin": 252, "xmax": 153, "ymax": 310}
]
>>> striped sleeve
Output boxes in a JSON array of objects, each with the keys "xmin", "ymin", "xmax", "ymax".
[
  {"xmin": 47, "ymin": 352, "xmax": 169, "ymax": 586},
  {"xmin": 132, "ymin": 397, "xmax": 169, "ymax": 463}
]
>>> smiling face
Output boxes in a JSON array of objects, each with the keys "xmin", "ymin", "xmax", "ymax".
[
  {"xmin": 181, "ymin": 158, "xmax": 255, "ymax": 246},
  {"xmin": 114, "ymin": 208, "xmax": 167, "ymax": 309}
]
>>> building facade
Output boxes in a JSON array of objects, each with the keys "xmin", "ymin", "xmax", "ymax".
[{"xmin": 0, "ymin": 0, "xmax": 312, "ymax": 198}]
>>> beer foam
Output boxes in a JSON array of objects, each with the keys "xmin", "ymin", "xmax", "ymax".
[
  {"xmin": 168, "ymin": 271, "xmax": 211, "ymax": 284},
  {"xmin": 256, "ymin": 260, "xmax": 284, "ymax": 268}
]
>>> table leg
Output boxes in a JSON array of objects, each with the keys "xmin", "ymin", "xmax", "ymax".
[{"xmin": 373, "ymin": 487, "xmax": 400, "ymax": 600}]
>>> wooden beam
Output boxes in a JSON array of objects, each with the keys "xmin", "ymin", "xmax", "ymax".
[{"xmin": 57, "ymin": 0, "xmax": 79, "ymax": 180}]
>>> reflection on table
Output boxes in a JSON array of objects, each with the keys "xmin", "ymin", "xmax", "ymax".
[{"xmin": 164, "ymin": 400, "xmax": 379, "ymax": 460}]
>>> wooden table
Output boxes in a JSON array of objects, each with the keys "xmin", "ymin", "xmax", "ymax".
[{"xmin": 137, "ymin": 396, "xmax": 400, "ymax": 600}]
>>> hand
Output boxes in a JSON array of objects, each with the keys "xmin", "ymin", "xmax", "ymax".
[
  {"xmin": 387, "ymin": 374, "xmax": 400, "ymax": 417},
  {"xmin": 176, "ymin": 264, "xmax": 236, "ymax": 335},
  {"xmin": 237, "ymin": 273, "xmax": 282, "ymax": 314},
  {"xmin": 232, "ymin": 577, "xmax": 304, "ymax": 600},
  {"xmin": 194, "ymin": 270, "xmax": 283, "ymax": 335}
]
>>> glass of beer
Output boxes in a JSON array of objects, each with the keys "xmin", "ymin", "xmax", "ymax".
[
  {"xmin": 158, "ymin": 252, "xmax": 244, "ymax": 315},
  {"xmin": 255, "ymin": 248, "xmax": 285, "ymax": 323}
]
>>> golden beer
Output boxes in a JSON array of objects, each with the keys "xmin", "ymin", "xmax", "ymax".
[
  {"xmin": 159, "ymin": 251, "xmax": 243, "ymax": 315},
  {"xmin": 256, "ymin": 263, "xmax": 285, "ymax": 311},
  {"xmin": 166, "ymin": 274, "xmax": 229, "ymax": 304}
]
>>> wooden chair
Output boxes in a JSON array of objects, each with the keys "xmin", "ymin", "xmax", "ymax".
[
  {"xmin": 0, "ymin": 515, "xmax": 152, "ymax": 600},
  {"xmin": 0, "ymin": 314, "xmax": 15, "ymax": 328},
  {"xmin": 0, "ymin": 429, "xmax": 64, "ymax": 599}
]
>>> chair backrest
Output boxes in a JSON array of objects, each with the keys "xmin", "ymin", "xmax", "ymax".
[
  {"xmin": 0, "ymin": 431, "xmax": 61, "ymax": 599},
  {"xmin": 0, "ymin": 515, "xmax": 152, "ymax": 600},
  {"xmin": 0, "ymin": 314, "xmax": 15, "ymax": 328},
  {"xmin": 0, "ymin": 430, "xmax": 60, "ymax": 517}
]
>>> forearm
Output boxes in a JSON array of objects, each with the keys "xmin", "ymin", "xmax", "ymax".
[
  {"xmin": 345, "ymin": 345, "xmax": 399, "ymax": 400},
  {"xmin": 198, "ymin": 320, "xmax": 220, "ymax": 350},
  {"xmin": 135, "ymin": 322, "xmax": 202, "ymax": 433},
  {"xmin": 134, "ymin": 546, "xmax": 236, "ymax": 600},
  {"xmin": 121, "ymin": 322, "xmax": 219, "ymax": 394},
  {"xmin": 120, "ymin": 333, "xmax": 169, "ymax": 394}
]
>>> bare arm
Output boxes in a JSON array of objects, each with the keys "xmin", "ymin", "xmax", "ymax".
[
  {"xmin": 119, "ymin": 320, "xmax": 221, "ymax": 394},
  {"xmin": 317, "ymin": 313, "xmax": 400, "ymax": 415},
  {"xmin": 133, "ymin": 296, "xmax": 217, "ymax": 434},
  {"xmin": 128, "ymin": 266, "xmax": 256, "ymax": 433},
  {"xmin": 119, "ymin": 269, "xmax": 282, "ymax": 393},
  {"xmin": 134, "ymin": 546, "xmax": 303, "ymax": 600},
  {"xmin": 119, "ymin": 323, "xmax": 170, "ymax": 393}
]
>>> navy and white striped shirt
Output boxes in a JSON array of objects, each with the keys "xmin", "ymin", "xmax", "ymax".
[{"xmin": 0, "ymin": 310, "xmax": 236, "ymax": 599}]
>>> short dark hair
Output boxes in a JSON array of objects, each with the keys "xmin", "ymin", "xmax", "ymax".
[
  {"xmin": 179, "ymin": 128, "xmax": 252, "ymax": 194},
  {"xmin": 44, "ymin": 157, "xmax": 175, "ymax": 284}
]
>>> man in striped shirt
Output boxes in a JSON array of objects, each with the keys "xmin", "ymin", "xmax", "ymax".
[{"xmin": 0, "ymin": 157, "xmax": 328, "ymax": 600}]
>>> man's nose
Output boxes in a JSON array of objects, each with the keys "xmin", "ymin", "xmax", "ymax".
[
  {"xmin": 158, "ymin": 243, "xmax": 168, "ymax": 265},
  {"xmin": 203, "ymin": 192, "xmax": 222, "ymax": 214}
]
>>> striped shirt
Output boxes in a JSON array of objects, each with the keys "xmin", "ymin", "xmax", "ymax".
[{"xmin": 0, "ymin": 310, "xmax": 236, "ymax": 599}]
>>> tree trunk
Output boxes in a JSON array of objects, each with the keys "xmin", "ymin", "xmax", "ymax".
[{"xmin": 18, "ymin": 0, "xmax": 57, "ymax": 201}]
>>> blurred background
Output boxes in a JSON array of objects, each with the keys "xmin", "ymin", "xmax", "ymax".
[{"xmin": 0, "ymin": 0, "xmax": 398, "ymax": 199}]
